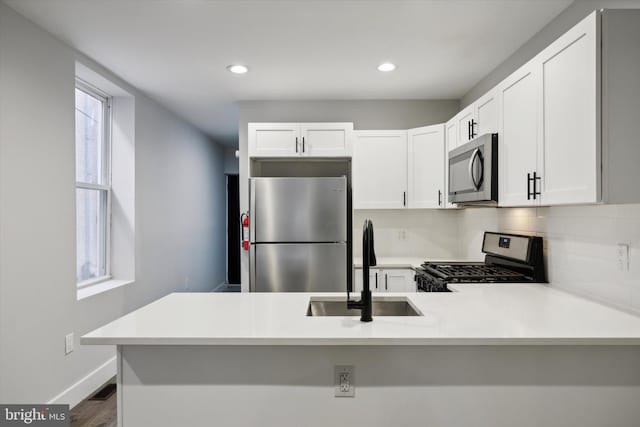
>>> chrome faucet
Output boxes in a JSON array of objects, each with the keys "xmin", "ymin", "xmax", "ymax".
[{"xmin": 347, "ymin": 219, "xmax": 376, "ymax": 322}]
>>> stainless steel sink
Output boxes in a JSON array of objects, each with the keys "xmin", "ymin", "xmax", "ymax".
[{"xmin": 306, "ymin": 297, "xmax": 422, "ymax": 317}]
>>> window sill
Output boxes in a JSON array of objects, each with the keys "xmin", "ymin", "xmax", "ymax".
[{"xmin": 77, "ymin": 278, "xmax": 133, "ymax": 301}]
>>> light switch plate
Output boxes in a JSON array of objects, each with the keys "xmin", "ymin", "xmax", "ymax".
[{"xmin": 334, "ymin": 365, "xmax": 354, "ymax": 397}]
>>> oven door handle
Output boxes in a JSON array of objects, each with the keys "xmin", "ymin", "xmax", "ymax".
[{"xmin": 468, "ymin": 148, "xmax": 484, "ymax": 190}]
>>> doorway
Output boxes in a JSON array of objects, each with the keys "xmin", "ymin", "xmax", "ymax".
[{"xmin": 226, "ymin": 174, "xmax": 240, "ymax": 285}]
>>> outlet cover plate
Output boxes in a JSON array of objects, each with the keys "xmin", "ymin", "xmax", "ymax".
[
  {"xmin": 617, "ymin": 243, "xmax": 630, "ymax": 271},
  {"xmin": 65, "ymin": 333, "xmax": 74, "ymax": 355},
  {"xmin": 334, "ymin": 365, "xmax": 354, "ymax": 397}
]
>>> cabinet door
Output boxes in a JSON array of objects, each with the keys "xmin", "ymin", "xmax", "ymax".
[
  {"xmin": 456, "ymin": 104, "xmax": 475, "ymax": 145},
  {"xmin": 407, "ymin": 124, "xmax": 445, "ymax": 208},
  {"xmin": 248, "ymin": 123, "xmax": 300, "ymax": 157},
  {"xmin": 536, "ymin": 11, "xmax": 600, "ymax": 205},
  {"xmin": 353, "ymin": 268, "xmax": 363, "ymax": 293},
  {"xmin": 353, "ymin": 131, "xmax": 408, "ymax": 209},
  {"xmin": 474, "ymin": 89, "xmax": 499, "ymax": 136},
  {"xmin": 445, "ymin": 116, "xmax": 458, "ymax": 152},
  {"xmin": 300, "ymin": 123, "xmax": 353, "ymax": 157},
  {"xmin": 383, "ymin": 269, "xmax": 416, "ymax": 292},
  {"xmin": 497, "ymin": 60, "xmax": 540, "ymax": 207},
  {"xmin": 353, "ymin": 268, "xmax": 382, "ymax": 293},
  {"xmin": 444, "ymin": 117, "xmax": 458, "ymax": 208}
]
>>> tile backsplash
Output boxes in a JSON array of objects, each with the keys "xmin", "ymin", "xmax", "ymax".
[
  {"xmin": 356, "ymin": 204, "xmax": 640, "ymax": 314},
  {"xmin": 458, "ymin": 204, "xmax": 640, "ymax": 314},
  {"xmin": 353, "ymin": 210, "xmax": 459, "ymax": 258}
]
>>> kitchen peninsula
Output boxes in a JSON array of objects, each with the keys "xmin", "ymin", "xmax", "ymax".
[{"xmin": 83, "ymin": 285, "xmax": 640, "ymax": 427}]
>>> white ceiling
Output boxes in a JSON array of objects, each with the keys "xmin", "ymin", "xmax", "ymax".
[{"xmin": 4, "ymin": 0, "xmax": 572, "ymax": 147}]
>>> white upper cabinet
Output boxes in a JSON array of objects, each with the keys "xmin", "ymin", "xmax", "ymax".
[
  {"xmin": 496, "ymin": 11, "xmax": 599, "ymax": 207},
  {"xmin": 444, "ymin": 117, "xmax": 458, "ymax": 208},
  {"xmin": 445, "ymin": 116, "xmax": 458, "ymax": 152},
  {"xmin": 248, "ymin": 123, "xmax": 300, "ymax": 157},
  {"xmin": 300, "ymin": 123, "xmax": 353, "ymax": 157},
  {"xmin": 497, "ymin": 60, "xmax": 540, "ymax": 207},
  {"xmin": 456, "ymin": 103, "xmax": 475, "ymax": 145},
  {"xmin": 407, "ymin": 124, "xmax": 446, "ymax": 209},
  {"xmin": 353, "ymin": 131, "xmax": 407, "ymax": 209},
  {"xmin": 536, "ymin": 12, "xmax": 599, "ymax": 205},
  {"xmin": 473, "ymin": 88, "xmax": 499, "ymax": 136},
  {"xmin": 453, "ymin": 88, "xmax": 498, "ymax": 149},
  {"xmin": 248, "ymin": 123, "xmax": 353, "ymax": 158}
]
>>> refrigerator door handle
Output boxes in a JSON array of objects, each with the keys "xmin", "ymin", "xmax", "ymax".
[
  {"xmin": 249, "ymin": 179, "xmax": 256, "ymax": 243},
  {"xmin": 249, "ymin": 244, "xmax": 256, "ymax": 292}
]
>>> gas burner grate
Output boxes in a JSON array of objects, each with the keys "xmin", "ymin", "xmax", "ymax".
[{"xmin": 421, "ymin": 262, "xmax": 526, "ymax": 281}]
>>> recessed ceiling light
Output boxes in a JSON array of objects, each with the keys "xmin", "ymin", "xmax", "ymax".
[
  {"xmin": 227, "ymin": 64, "xmax": 248, "ymax": 74},
  {"xmin": 378, "ymin": 62, "xmax": 396, "ymax": 72}
]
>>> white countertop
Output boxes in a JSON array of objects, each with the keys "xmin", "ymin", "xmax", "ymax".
[{"xmin": 82, "ymin": 283, "xmax": 640, "ymax": 346}]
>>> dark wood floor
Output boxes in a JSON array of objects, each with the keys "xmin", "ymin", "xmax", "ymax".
[{"xmin": 70, "ymin": 384, "xmax": 117, "ymax": 427}]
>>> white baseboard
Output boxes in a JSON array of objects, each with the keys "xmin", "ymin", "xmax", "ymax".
[
  {"xmin": 211, "ymin": 282, "xmax": 228, "ymax": 292},
  {"xmin": 48, "ymin": 356, "xmax": 117, "ymax": 409}
]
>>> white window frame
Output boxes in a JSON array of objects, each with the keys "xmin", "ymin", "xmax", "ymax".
[{"xmin": 75, "ymin": 78, "xmax": 113, "ymax": 288}]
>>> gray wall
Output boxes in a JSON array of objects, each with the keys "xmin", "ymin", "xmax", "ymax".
[
  {"xmin": 0, "ymin": 3, "xmax": 226, "ymax": 404},
  {"xmin": 237, "ymin": 100, "xmax": 460, "ymax": 290},
  {"xmin": 461, "ymin": 0, "xmax": 640, "ymax": 107}
]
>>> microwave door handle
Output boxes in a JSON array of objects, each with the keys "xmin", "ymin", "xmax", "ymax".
[
  {"xmin": 470, "ymin": 148, "xmax": 484, "ymax": 190},
  {"xmin": 468, "ymin": 148, "xmax": 481, "ymax": 190}
]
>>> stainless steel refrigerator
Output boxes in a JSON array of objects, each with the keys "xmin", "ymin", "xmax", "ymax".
[{"xmin": 249, "ymin": 177, "xmax": 348, "ymax": 292}]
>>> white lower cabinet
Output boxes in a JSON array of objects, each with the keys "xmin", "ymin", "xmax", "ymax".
[
  {"xmin": 383, "ymin": 269, "xmax": 417, "ymax": 292},
  {"xmin": 353, "ymin": 268, "xmax": 416, "ymax": 293}
]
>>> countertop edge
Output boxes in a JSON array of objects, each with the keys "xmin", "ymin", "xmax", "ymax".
[{"xmin": 80, "ymin": 337, "xmax": 640, "ymax": 346}]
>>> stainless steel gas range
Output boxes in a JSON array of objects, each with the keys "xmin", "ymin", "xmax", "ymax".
[{"xmin": 415, "ymin": 232, "xmax": 546, "ymax": 292}]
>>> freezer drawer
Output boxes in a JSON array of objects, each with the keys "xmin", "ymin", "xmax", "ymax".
[
  {"xmin": 250, "ymin": 177, "xmax": 347, "ymax": 243},
  {"xmin": 251, "ymin": 243, "xmax": 347, "ymax": 292}
]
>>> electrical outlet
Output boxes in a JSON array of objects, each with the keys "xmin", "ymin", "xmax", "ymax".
[
  {"xmin": 334, "ymin": 365, "xmax": 354, "ymax": 397},
  {"xmin": 617, "ymin": 243, "xmax": 630, "ymax": 271},
  {"xmin": 65, "ymin": 333, "xmax": 74, "ymax": 355}
]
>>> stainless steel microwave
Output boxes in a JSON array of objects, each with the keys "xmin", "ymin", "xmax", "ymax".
[{"xmin": 448, "ymin": 133, "xmax": 498, "ymax": 205}]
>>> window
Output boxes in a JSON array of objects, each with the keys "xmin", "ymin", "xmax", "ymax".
[{"xmin": 75, "ymin": 80, "xmax": 112, "ymax": 287}]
